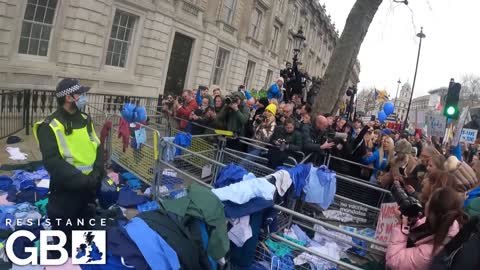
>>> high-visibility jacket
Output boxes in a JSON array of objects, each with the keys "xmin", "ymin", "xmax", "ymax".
[{"xmin": 33, "ymin": 113, "xmax": 100, "ymax": 175}]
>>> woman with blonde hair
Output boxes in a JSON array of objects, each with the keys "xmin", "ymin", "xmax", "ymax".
[
  {"xmin": 363, "ymin": 136, "xmax": 395, "ymax": 183},
  {"xmin": 241, "ymin": 104, "xmax": 277, "ymax": 166},
  {"xmin": 253, "ymin": 104, "xmax": 277, "ymax": 142}
]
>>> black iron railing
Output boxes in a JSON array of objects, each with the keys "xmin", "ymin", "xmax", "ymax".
[
  {"xmin": 0, "ymin": 89, "xmax": 29, "ymax": 139},
  {"xmin": 0, "ymin": 89, "xmax": 159, "ymax": 139}
]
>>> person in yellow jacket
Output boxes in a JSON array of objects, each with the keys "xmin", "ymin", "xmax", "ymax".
[{"xmin": 33, "ymin": 78, "xmax": 105, "ymax": 257}]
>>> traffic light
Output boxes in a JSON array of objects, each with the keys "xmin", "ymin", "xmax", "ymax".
[{"xmin": 443, "ymin": 79, "xmax": 461, "ymax": 119}]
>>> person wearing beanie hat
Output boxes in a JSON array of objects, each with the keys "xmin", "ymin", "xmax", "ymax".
[
  {"xmin": 267, "ymin": 77, "xmax": 284, "ymax": 101},
  {"xmin": 215, "ymin": 89, "xmax": 250, "ymax": 142},
  {"xmin": 265, "ymin": 104, "xmax": 277, "ymax": 116},
  {"xmin": 378, "ymin": 139, "xmax": 417, "ymax": 188},
  {"xmin": 32, "ymin": 78, "xmax": 105, "ymax": 256},
  {"xmin": 395, "ymin": 138, "xmax": 413, "ymax": 154},
  {"xmin": 247, "ymin": 98, "xmax": 270, "ymax": 137}
]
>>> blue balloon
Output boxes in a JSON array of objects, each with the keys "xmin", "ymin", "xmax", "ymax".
[
  {"xmin": 383, "ymin": 102, "xmax": 395, "ymax": 116},
  {"xmin": 121, "ymin": 103, "xmax": 137, "ymax": 122},
  {"xmin": 378, "ymin": 110, "xmax": 387, "ymax": 123},
  {"xmin": 134, "ymin": 106, "xmax": 147, "ymax": 123}
]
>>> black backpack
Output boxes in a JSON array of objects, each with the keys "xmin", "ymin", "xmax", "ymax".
[{"xmin": 429, "ymin": 216, "xmax": 480, "ymax": 270}]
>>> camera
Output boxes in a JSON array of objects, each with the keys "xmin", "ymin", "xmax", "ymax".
[
  {"xmin": 176, "ymin": 95, "xmax": 185, "ymax": 104},
  {"xmin": 224, "ymin": 96, "xmax": 232, "ymax": 105},
  {"xmin": 390, "ymin": 181, "xmax": 423, "ymax": 218},
  {"xmin": 255, "ymin": 115, "xmax": 265, "ymax": 124},
  {"xmin": 225, "ymin": 95, "xmax": 239, "ymax": 106},
  {"xmin": 326, "ymin": 131, "xmax": 348, "ymax": 144}
]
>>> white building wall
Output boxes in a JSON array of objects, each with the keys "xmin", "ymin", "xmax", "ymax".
[{"xmin": 0, "ymin": 0, "xmax": 358, "ymax": 99}]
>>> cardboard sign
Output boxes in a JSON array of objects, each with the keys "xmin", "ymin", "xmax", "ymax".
[
  {"xmin": 460, "ymin": 128, "xmax": 478, "ymax": 144},
  {"xmin": 425, "ymin": 111, "xmax": 446, "ymax": 138},
  {"xmin": 373, "ymin": 202, "xmax": 399, "ymax": 251},
  {"xmin": 338, "ymin": 202, "xmax": 369, "ymax": 224},
  {"xmin": 452, "ymin": 107, "xmax": 470, "ymax": 147}
]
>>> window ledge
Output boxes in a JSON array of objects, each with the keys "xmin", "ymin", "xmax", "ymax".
[
  {"xmin": 246, "ymin": 36, "xmax": 261, "ymax": 49},
  {"xmin": 103, "ymin": 65, "xmax": 129, "ymax": 73},
  {"xmin": 216, "ymin": 21, "xmax": 237, "ymax": 35},
  {"xmin": 16, "ymin": 53, "xmax": 50, "ymax": 62},
  {"xmin": 181, "ymin": 0, "xmax": 201, "ymax": 17}
]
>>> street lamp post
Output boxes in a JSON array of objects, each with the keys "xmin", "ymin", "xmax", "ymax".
[
  {"xmin": 289, "ymin": 27, "xmax": 306, "ymax": 102},
  {"xmin": 403, "ymin": 27, "xmax": 426, "ymax": 130},
  {"xmin": 394, "ymin": 78, "xmax": 401, "ymax": 112}
]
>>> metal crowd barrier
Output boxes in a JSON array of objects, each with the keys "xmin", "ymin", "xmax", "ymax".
[
  {"xmin": 155, "ymin": 140, "xmax": 387, "ymax": 270},
  {"xmin": 226, "ymin": 136, "xmax": 303, "ymax": 168},
  {"xmin": 324, "ymin": 154, "xmax": 391, "ymax": 209},
  {"xmin": 86, "ymin": 104, "xmax": 388, "ymax": 268}
]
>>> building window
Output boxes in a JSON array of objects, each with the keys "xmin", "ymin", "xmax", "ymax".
[
  {"xmin": 244, "ymin": 60, "xmax": 256, "ymax": 88},
  {"xmin": 264, "ymin": 69, "xmax": 273, "ymax": 89},
  {"xmin": 291, "ymin": 5, "xmax": 298, "ymax": 29},
  {"xmin": 249, "ymin": 8, "xmax": 262, "ymax": 39},
  {"xmin": 222, "ymin": 0, "xmax": 236, "ymax": 24},
  {"xmin": 106, "ymin": 10, "xmax": 136, "ymax": 68},
  {"xmin": 212, "ymin": 47, "xmax": 230, "ymax": 85},
  {"xmin": 18, "ymin": 0, "xmax": 58, "ymax": 56},
  {"xmin": 270, "ymin": 26, "xmax": 279, "ymax": 52},
  {"xmin": 286, "ymin": 38, "xmax": 292, "ymax": 60}
]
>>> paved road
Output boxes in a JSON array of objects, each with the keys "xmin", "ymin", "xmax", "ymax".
[{"xmin": 0, "ymin": 129, "xmax": 42, "ymax": 174}]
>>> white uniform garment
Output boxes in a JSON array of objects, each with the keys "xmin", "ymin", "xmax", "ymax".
[
  {"xmin": 242, "ymin": 173, "xmax": 256, "ymax": 181},
  {"xmin": 212, "ymin": 177, "xmax": 275, "ymax": 204},
  {"xmin": 36, "ymin": 179, "xmax": 50, "ymax": 189},
  {"xmin": 5, "ymin": 147, "xmax": 28, "ymax": 160},
  {"xmin": 228, "ymin": 216, "xmax": 252, "ymax": 247},
  {"xmin": 143, "ymin": 187, "xmax": 152, "ymax": 196},
  {"xmin": 313, "ymin": 224, "xmax": 352, "ymax": 252},
  {"xmin": 270, "ymin": 170, "xmax": 292, "ymax": 196},
  {"xmin": 293, "ymin": 245, "xmax": 338, "ymax": 270}
]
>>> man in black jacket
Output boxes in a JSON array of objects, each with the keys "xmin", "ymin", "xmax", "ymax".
[
  {"xmin": 33, "ymin": 78, "xmax": 105, "ymax": 256},
  {"xmin": 303, "ymin": 115, "xmax": 335, "ymax": 165}
]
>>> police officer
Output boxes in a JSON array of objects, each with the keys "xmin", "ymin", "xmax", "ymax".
[{"xmin": 33, "ymin": 78, "xmax": 104, "ymax": 255}]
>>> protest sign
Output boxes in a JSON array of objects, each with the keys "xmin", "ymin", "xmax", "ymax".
[
  {"xmin": 373, "ymin": 202, "xmax": 399, "ymax": 251},
  {"xmin": 460, "ymin": 128, "xmax": 478, "ymax": 144}
]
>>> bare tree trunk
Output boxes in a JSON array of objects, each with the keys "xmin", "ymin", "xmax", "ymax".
[{"xmin": 312, "ymin": 0, "xmax": 383, "ymax": 115}]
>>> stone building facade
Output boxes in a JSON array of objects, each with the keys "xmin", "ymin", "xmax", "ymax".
[
  {"xmin": 394, "ymin": 82, "xmax": 412, "ymax": 122},
  {"xmin": 0, "ymin": 0, "xmax": 360, "ymax": 98},
  {"xmin": 408, "ymin": 94, "xmax": 430, "ymax": 128}
]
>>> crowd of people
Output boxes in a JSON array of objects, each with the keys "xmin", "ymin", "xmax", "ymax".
[{"xmin": 161, "ymin": 80, "xmax": 480, "ymax": 270}]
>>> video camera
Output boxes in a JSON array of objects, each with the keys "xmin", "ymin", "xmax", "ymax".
[
  {"xmin": 390, "ymin": 181, "xmax": 423, "ymax": 218},
  {"xmin": 224, "ymin": 95, "xmax": 240, "ymax": 106},
  {"xmin": 255, "ymin": 115, "xmax": 265, "ymax": 125},
  {"xmin": 326, "ymin": 131, "xmax": 348, "ymax": 144}
]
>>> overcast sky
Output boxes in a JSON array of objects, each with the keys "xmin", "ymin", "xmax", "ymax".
[{"xmin": 321, "ymin": 0, "xmax": 480, "ymax": 98}]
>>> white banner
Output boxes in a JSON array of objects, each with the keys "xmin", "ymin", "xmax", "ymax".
[
  {"xmin": 425, "ymin": 111, "xmax": 446, "ymax": 138},
  {"xmin": 460, "ymin": 128, "xmax": 478, "ymax": 144}
]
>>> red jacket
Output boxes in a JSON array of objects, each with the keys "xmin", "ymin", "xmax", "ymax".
[{"xmin": 176, "ymin": 99, "xmax": 198, "ymax": 130}]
